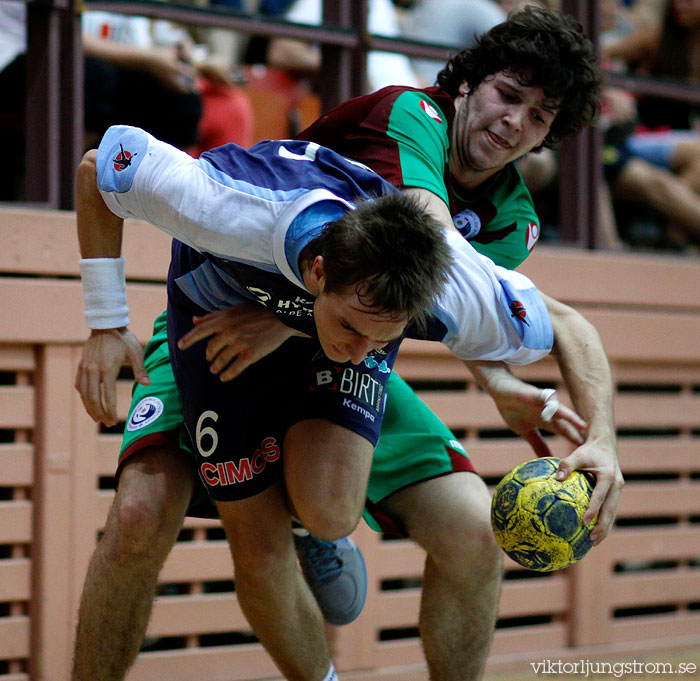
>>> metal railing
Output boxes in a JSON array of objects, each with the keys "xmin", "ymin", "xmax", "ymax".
[{"xmin": 15, "ymin": 0, "xmax": 700, "ymax": 246}]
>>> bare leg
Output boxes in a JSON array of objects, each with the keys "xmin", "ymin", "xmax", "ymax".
[
  {"xmin": 516, "ymin": 148, "xmax": 557, "ymax": 194},
  {"xmin": 72, "ymin": 448, "xmax": 195, "ymax": 681},
  {"xmin": 217, "ymin": 483, "xmax": 331, "ymax": 681},
  {"xmin": 377, "ymin": 472, "xmax": 503, "ymax": 681},
  {"xmin": 284, "ymin": 419, "xmax": 374, "ymax": 540},
  {"xmin": 670, "ymin": 138, "xmax": 700, "ymax": 194},
  {"xmin": 614, "ymin": 158, "xmax": 700, "ymax": 240},
  {"xmin": 597, "ymin": 181, "xmax": 626, "ymax": 251}
]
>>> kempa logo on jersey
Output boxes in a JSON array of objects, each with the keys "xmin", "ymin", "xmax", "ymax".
[
  {"xmin": 452, "ymin": 209, "xmax": 482, "ymax": 239},
  {"xmin": 126, "ymin": 396, "xmax": 164, "ymax": 431},
  {"xmin": 312, "ymin": 365, "xmax": 384, "ymax": 415},
  {"xmin": 200, "ymin": 436, "xmax": 280, "ymax": 487},
  {"xmin": 247, "ymin": 286, "xmax": 272, "ymax": 303}
]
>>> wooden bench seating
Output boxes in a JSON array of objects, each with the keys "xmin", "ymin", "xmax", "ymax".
[{"xmin": 0, "ymin": 206, "xmax": 698, "ymax": 681}]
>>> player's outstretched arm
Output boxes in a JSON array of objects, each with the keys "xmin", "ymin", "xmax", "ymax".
[
  {"xmin": 74, "ymin": 150, "xmax": 150, "ymax": 426},
  {"xmin": 544, "ymin": 293, "xmax": 624, "ymax": 544},
  {"xmin": 465, "ymin": 361, "xmax": 587, "ymax": 456}
]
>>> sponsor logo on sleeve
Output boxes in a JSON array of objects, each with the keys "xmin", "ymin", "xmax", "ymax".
[
  {"xmin": 526, "ymin": 221, "xmax": 540, "ymax": 251},
  {"xmin": 420, "ymin": 100, "xmax": 443, "ymax": 123},
  {"xmin": 509, "ymin": 300, "xmax": 531, "ymax": 327},
  {"xmin": 247, "ymin": 286, "xmax": 272, "ymax": 303},
  {"xmin": 113, "ymin": 143, "xmax": 137, "ymax": 172},
  {"xmin": 363, "ymin": 355, "xmax": 391, "ymax": 374},
  {"xmin": 277, "ymin": 295, "xmax": 314, "ymax": 317}
]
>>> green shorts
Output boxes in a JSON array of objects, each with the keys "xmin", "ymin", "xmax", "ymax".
[
  {"xmin": 120, "ymin": 313, "xmax": 215, "ymax": 517},
  {"xmin": 363, "ymin": 371, "xmax": 475, "ymax": 534},
  {"xmin": 120, "ymin": 312, "xmax": 476, "ymax": 531}
]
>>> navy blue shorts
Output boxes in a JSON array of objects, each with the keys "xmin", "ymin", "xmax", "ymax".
[{"xmin": 167, "ymin": 292, "xmax": 397, "ymax": 503}]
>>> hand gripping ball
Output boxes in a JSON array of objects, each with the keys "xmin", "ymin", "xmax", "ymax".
[{"xmin": 491, "ymin": 457, "xmax": 597, "ymax": 572}]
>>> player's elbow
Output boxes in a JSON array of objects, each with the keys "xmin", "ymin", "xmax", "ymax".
[
  {"xmin": 545, "ymin": 296, "xmax": 599, "ymax": 352},
  {"xmin": 77, "ymin": 149, "xmax": 99, "ymax": 189}
]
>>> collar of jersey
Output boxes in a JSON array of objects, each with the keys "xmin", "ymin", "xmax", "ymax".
[{"xmin": 272, "ymin": 188, "xmax": 355, "ymax": 289}]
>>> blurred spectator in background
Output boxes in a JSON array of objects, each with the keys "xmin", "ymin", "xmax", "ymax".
[
  {"xmin": 174, "ymin": 0, "xmax": 256, "ymax": 153},
  {"xmin": 0, "ymin": 0, "xmax": 25, "ymax": 200},
  {"xmin": 602, "ymin": 0, "xmax": 700, "ymax": 249},
  {"xmin": 605, "ymin": 0, "xmax": 699, "ymax": 129},
  {"xmin": 83, "ymin": 10, "xmax": 254, "ymax": 154},
  {"xmin": 267, "ymin": 0, "xmax": 420, "ymax": 93},
  {"xmin": 0, "ymin": 0, "xmax": 253, "ymax": 200},
  {"xmin": 601, "ymin": 85, "xmax": 700, "ymax": 250},
  {"xmin": 241, "ymin": 0, "xmax": 297, "ymax": 64},
  {"xmin": 82, "ymin": 11, "xmax": 203, "ymax": 151},
  {"xmin": 399, "ymin": 0, "xmax": 506, "ymax": 87},
  {"xmin": 604, "ymin": 0, "xmax": 700, "ymax": 189}
]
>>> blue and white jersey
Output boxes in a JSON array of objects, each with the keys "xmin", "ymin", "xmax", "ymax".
[{"xmin": 95, "ymin": 125, "xmax": 552, "ymax": 365}]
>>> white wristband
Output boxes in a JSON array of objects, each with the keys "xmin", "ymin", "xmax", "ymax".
[{"xmin": 80, "ymin": 257, "xmax": 130, "ymax": 329}]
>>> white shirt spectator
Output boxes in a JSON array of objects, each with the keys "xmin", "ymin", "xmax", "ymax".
[
  {"xmin": 284, "ymin": 0, "xmax": 419, "ymax": 92},
  {"xmin": 401, "ymin": 0, "xmax": 505, "ymax": 86},
  {"xmin": 0, "ymin": 0, "xmax": 26, "ymax": 72}
]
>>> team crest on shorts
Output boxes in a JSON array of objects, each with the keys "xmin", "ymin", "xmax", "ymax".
[{"xmin": 127, "ymin": 396, "xmax": 164, "ymax": 431}]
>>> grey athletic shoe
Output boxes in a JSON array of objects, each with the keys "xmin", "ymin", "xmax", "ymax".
[{"xmin": 293, "ymin": 529, "xmax": 367, "ymax": 625}]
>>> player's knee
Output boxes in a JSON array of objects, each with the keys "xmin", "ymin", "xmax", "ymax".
[
  {"xmin": 103, "ymin": 490, "xmax": 178, "ymax": 562},
  {"xmin": 101, "ymin": 448, "xmax": 193, "ymax": 561},
  {"xmin": 294, "ymin": 499, "xmax": 361, "ymax": 542},
  {"xmin": 436, "ymin": 520, "xmax": 502, "ymax": 584},
  {"xmin": 422, "ymin": 476, "xmax": 501, "ymax": 576}
]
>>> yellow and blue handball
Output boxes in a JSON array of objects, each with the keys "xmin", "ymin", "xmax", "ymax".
[{"xmin": 491, "ymin": 457, "xmax": 597, "ymax": 572}]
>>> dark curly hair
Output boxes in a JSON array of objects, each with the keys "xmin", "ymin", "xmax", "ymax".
[{"xmin": 436, "ymin": 6, "xmax": 601, "ymax": 148}]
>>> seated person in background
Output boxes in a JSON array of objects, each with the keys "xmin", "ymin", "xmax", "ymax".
[
  {"xmin": 603, "ymin": 0, "xmax": 700, "ymax": 197},
  {"xmin": 602, "ymin": 87, "xmax": 700, "ymax": 249},
  {"xmin": 0, "ymin": 0, "xmax": 26, "ymax": 200},
  {"xmin": 83, "ymin": 10, "xmax": 254, "ymax": 154},
  {"xmin": 175, "ymin": 0, "xmax": 256, "ymax": 153},
  {"xmin": 83, "ymin": 11, "xmax": 203, "ymax": 151},
  {"xmin": 399, "ymin": 0, "xmax": 506, "ymax": 87},
  {"xmin": 266, "ymin": 0, "xmax": 419, "ymax": 93},
  {"xmin": 602, "ymin": 0, "xmax": 700, "ymax": 248}
]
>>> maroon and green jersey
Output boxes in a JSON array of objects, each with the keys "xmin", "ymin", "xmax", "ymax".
[{"xmin": 297, "ymin": 86, "xmax": 541, "ymax": 270}]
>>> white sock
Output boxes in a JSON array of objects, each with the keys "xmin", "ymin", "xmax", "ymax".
[{"xmin": 322, "ymin": 662, "xmax": 338, "ymax": 681}]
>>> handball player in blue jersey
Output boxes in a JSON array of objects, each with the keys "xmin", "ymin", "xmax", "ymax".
[{"xmin": 75, "ymin": 125, "xmax": 554, "ymax": 681}]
